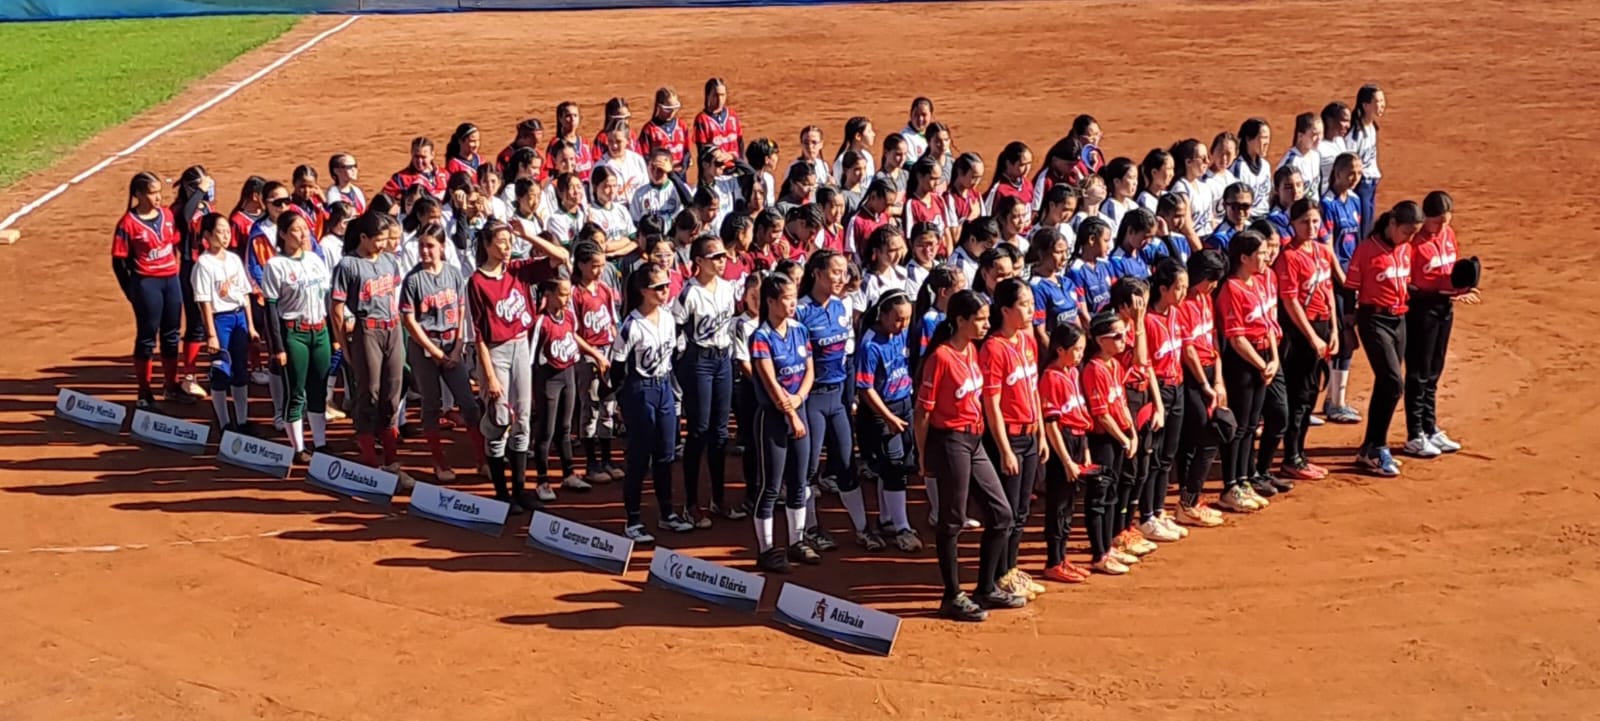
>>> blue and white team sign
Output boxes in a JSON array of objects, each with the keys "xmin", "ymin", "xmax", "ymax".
[
  {"xmin": 54, "ymin": 388, "xmax": 126, "ymax": 434},
  {"xmin": 647, "ymin": 547, "xmax": 766, "ymax": 612},
  {"xmin": 407, "ymin": 481, "xmax": 508, "ymax": 537},
  {"xmin": 305, "ymin": 452, "xmax": 396, "ymax": 505},
  {"xmin": 215, "ymin": 430, "xmax": 293, "ymax": 478},
  {"xmin": 773, "ymin": 583, "xmax": 902, "ymax": 656},
  {"xmin": 526, "ymin": 511, "xmax": 634, "ymax": 575},
  {"xmin": 129, "ymin": 409, "xmax": 209, "ymax": 455}
]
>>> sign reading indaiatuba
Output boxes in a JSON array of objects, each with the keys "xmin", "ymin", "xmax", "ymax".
[
  {"xmin": 215, "ymin": 430, "xmax": 293, "ymax": 479},
  {"xmin": 407, "ymin": 481, "xmax": 508, "ymax": 537},
  {"xmin": 129, "ymin": 409, "xmax": 209, "ymax": 455},
  {"xmin": 647, "ymin": 547, "xmax": 765, "ymax": 612},
  {"xmin": 305, "ymin": 452, "xmax": 396, "ymax": 504},
  {"xmin": 54, "ymin": 388, "xmax": 126, "ymax": 434},
  {"xmin": 526, "ymin": 511, "xmax": 634, "ymax": 574},
  {"xmin": 772, "ymin": 583, "xmax": 902, "ymax": 656}
]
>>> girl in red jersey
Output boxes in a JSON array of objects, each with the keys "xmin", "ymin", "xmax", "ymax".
[
  {"xmin": 529, "ymin": 276, "xmax": 609, "ymax": 501},
  {"xmin": 1346, "ymin": 201, "xmax": 1423, "ymax": 476},
  {"xmin": 382, "ymin": 137, "xmax": 449, "ymax": 201},
  {"xmin": 916, "ymin": 290, "xmax": 1017, "ymax": 621},
  {"xmin": 842, "ymin": 178, "xmax": 894, "ymax": 260},
  {"xmin": 569, "ymin": 242, "xmax": 624, "ymax": 484},
  {"xmin": 1139, "ymin": 258, "xmax": 1190, "ymax": 542},
  {"xmin": 171, "ymin": 166, "xmax": 216, "ymax": 400},
  {"xmin": 832, "ymin": 116, "xmax": 876, "ymax": 186},
  {"xmin": 290, "ymin": 165, "xmax": 330, "ymax": 240},
  {"xmin": 945, "ymin": 152, "xmax": 985, "ymax": 227},
  {"xmin": 904, "ymin": 157, "xmax": 956, "ymax": 249},
  {"xmin": 1247, "ymin": 219, "xmax": 1295, "ymax": 499},
  {"xmin": 694, "ymin": 78, "xmax": 744, "ymax": 165},
  {"xmin": 1038, "ymin": 323, "xmax": 1093, "ymax": 583},
  {"xmin": 468, "ymin": 221, "xmax": 551, "ymax": 513},
  {"xmin": 1214, "ymin": 231, "xmax": 1278, "ymax": 512},
  {"xmin": 979, "ymin": 278, "xmax": 1049, "ymax": 601},
  {"xmin": 593, "ymin": 98, "xmax": 634, "ymax": 157},
  {"xmin": 548, "ymin": 102, "xmax": 597, "ymax": 182},
  {"xmin": 1274, "ymin": 198, "xmax": 1337, "ymax": 482},
  {"xmin": 983, "ymin": 141, "xmax": 1035, "ymax": 213},
  {"xmin": 114, "ymin": 172, "xmax": 188, "ymax": 409},
  {"xmin": 1107, "ymin": 279, "xmax": 1163, "ymax": 558},
  {"xmin": 638, "ymin": 88, "xmax": 690, "ymax": 177},
  {"xmin": 445, "ymin": 123, "xmax": 483, "ymax": 178},
  {"xmin": 1172, "ymin": 250, "xmax": 1227, "ymax": 527},
  {"xmin": 1082, "ymin": 310, "xmax": 1138, "ymax": 575},
  {"xmin": 1404, "ymin": 191, "xmax": 1476, "ymax": 457},
  {"xmin": 229, "ymin": 176, "xmax": 267, "ymax": 252}
]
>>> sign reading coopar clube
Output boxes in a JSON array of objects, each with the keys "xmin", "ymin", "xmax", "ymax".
[{"xmin": 526, "ymin": 511, "xmax": 634, "ymax": 574}]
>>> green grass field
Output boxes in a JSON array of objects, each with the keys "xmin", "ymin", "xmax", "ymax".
[{"xmin": 0, "ymin": 15, "xmax": 298, "ymax": 188}]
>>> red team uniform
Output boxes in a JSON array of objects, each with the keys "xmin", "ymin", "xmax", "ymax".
[
  {"xmin": 693, "ymin": 109, "xmax": 744, "ymax": 164},
  {"xmin": 639, "ymin": 119, "xmax": 691, "ymax": 171},
  {"xmin": 382, "ymin": 164, "xmax": 449, "ymax": 200}
]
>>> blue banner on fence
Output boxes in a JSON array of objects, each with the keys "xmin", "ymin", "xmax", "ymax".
[{"xmin": 6, "ymin": 0, "xmax": 933, "ymax": 22}]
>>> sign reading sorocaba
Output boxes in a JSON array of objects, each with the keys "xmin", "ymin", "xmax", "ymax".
[
  {"xmin": 646, "ymin": 547, "xmax": 765, "ymax": 612},
  {"xmin": 54, "ymin": 388, "xmax": 126, "ymax": 434},
  {"xmin": 526, "ymin": 511, "xmax": 634, "ymax": 574},
  {"xmin": 772, "ymin": 583, "xmax": 901, "ymax": 656},
  {"xmin": 129, "ymin": 409, "xmax": 209, "ymax": 455},
  {"xmin": 305, "ymin": 452, "xmax": 397, "ymax": 505}
]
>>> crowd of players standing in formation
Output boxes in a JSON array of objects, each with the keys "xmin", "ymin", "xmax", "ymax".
[{"xmin": 110, "ymin": 80, "xmax": 1480, "ymax": 621}]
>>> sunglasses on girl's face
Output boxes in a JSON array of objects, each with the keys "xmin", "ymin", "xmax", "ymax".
[
  {"xmin": 1099, "ymin": 330, "xmax": 1128, "ymax": 342},
  {"xmin": 336, "ymin": 163, "xmax": 357, "ymax": 170},
  {"xmin": 701, "ymin": 251, "xmax": 727, "ymax": 261},
  {"xmin": 648, "ymin": 282, "xmax": 671, "ymax": 292},
  {"xmin": 269, "ymin": 197, "xmax": 292, "ymax": 207}
]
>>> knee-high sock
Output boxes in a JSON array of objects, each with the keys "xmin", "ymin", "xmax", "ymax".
[
  {"xmin": 839, "ymin": 487, "xmax": 868, "ymax": 533},
  {"xmin": 308, "ymin": 412, "xmax": 326, "ymax": 448},
  {"xmin": 231, "ymin": 390, "xmax": 249, "ymax": 427},
  {"xmin": 210, "ymin": 390, "xmax": 230, "ymax": 427},
  {"xmin": 287, "ymin": 418, "xmax": 304, "ymax": 452}
]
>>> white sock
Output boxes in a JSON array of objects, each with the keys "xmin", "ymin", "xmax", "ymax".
[
  {"xmin": 287, "ymin": 418, "xmax": 305, "ymax": 452},
  {"xmin": 308, "ymin": 412, "xmax": 327, "ymax": 448},
  {"xmin": 754, "ymin": 516, "xmax": 774, "ymax": 552},
  {"xmin": 1331, "ymin": 369, "xmax": 1349, "ymax": 408},
  {"xmin": 210, "ymin": 390, "xmax": 230, "ymax": 427},
  {"xmin": 785, "ymin": 506, "xmax": 807, "ymax": 546},
  {"xmin": 885, "ymin": 490, "xmax": 910, "ymax": 531},
  {"xmin": 395, "ymin": 396, "xmax": 408, "ymax": 427},
  {"xmin": 924, "ymin": 476, "xmax": 940, "ymax": 521},
  {"xmin": 231, "ymin": 389, "xmax": 249, "ymax": 427},
  {"xmin": 804, "ymin": 486, "xmax": 819, "ymax": 531},
  {"xmin": 840, "ymin": 487, "xmax": 868, "ymax": 533},
  {"xmin": 267, "ymin": 374, "xmax": 284, "ymax": 420},
  {"xmin": 877, "ymin": 484, "xmax": 891, "ymax": 526}
]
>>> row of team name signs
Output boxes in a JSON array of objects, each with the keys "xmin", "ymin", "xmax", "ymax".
[{"xmin": 55, "ymin": 388, "xmax": 900, "ymax": 655}]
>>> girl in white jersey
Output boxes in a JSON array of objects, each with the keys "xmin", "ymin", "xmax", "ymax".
[
  {"xmin": 1168, "ymin": 138, "xmax": 1215, "ymax": 235},
  {"xmin": 1135, "ymin": 148, "xmax": 1173, "ymax": 214},
  {"xmin": 1277, "ymin": 112, "xmax": 1324, "ymax": 200},
  {"xmin": 1230, "ymin": 118, "xmax": 1273, "ymax": 218},
  {"xmin": 832, "ymin": 116, "xmax": 877, "ymax": 186},
  {"xmin": 324, "ymin": 153, "xmax": 366, "ymax": 214},
  {"xmin": 1098, "ymin": 156, "xmax": 1139, "ymax": 231},
  {"xmin": 192, "ymin": 213, "xmax": 259, "ymax": 432},
  {"xmin": 1348, "ymin": 84, "xmax": 1386, "ymax": 237},
  {"xmin": 260, "ymin": 212, "xmax": 333, "ymax": 463},
  {"xmin": 1316, "ymin": 101, "xmax": 1352, "ymax": 193}
]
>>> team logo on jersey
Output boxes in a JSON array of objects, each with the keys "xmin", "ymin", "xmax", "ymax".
[
  {"xmin": 496, "ymin": 289, "xmax": 531, "ymax": 325},
  {"xmin": 548, "ymin": 333, "xmax": 580, "ymax": 364},
  {"xmin": 582, "ymin": 307, "xmax": 611, "ymax": 334},
  {"xmin": 955, "ymin": 374, "xmax": 984, "ymax": 400}
]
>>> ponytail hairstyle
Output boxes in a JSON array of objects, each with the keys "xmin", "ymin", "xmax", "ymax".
[
  {"xmin": 1330, "ymin": 152, "xmax": 1360, "ymax": 194},
  {"xmin": 623, "ymin": 261, "xmax": 664, "ymax": 319},
  {"xmin": 292, "ymin": 164, "xmax": 318, "ymax": 190},
  {"xmin": 1371, "ymin": 200, "xmax": 1424, "ymax": 244},
  {"xmin": 906, "ymin": 264, "xmax": 964, "ymax": 374},
  {"xmin": 446, "ymin": 123, "xmax": 477, "ymax": 163},
  {"xmin": 861, "ymin": 223, "xmax": 904, "ymax": 271},
  {"xmin": 274, "ymin": 209, "xmax": 310, "ymax": 254},
  {"xmin": 1025, "ymin": 226, "xmax": 1065, "ymax": 269},
  {"xmin": 780, "ymin": 162, "xmax": 815, "ymax": 201},
  {"xmin": 1034, "ymin": 182, "xmax": 1077, "ymax": 227},
  {"xmin": 859, "ymin": 288, "xmax": 911, "ymax": 340},
  {"xmin": 1423, "ymin": 190, "xmax": 1453, "ymax": 219},
  {"xmin": 957, "ymin": 214, "xmax": 1001, "ymax": 252},
  {"xmin": 906, "ymin": 156, "xmax": 938, "ymax": 199},
  {"xmin": 1351, "ymin": 83, "xmax": 1382, "ymax": 135},
  {"xmin": 474, "ymin": 219, "xmax": 511, "ymax": 267},
  {"xmin": 835, "ymin": 116, "xmax": 871, "ymax": 161},
  {"xmin": 1149, "ymin": 257, "xmax": 1187, "ymax": 306},
  {"xmin": 127, "ymin": 171, "xmax": 161, "ymax": 210},
  {"xmin": 416, "ymin": 221, "xmax": 448, "ymax": 259},
  {"xmin": 1114, "ymin": 208, "xmax": 1157, "ymax": 252},
  {"xmin": 345, "ymin": 210, "xmax": 396, "ymax": 257},
  {"xmin": 1238, "ymin": 117, "xmax": 1269, "ymax": 167},
  {"xmin": 1073, "ymin": 216, "xmax": 1113, "ymax": 260},
  {"xmin": 719, "ymin": 212, "xmax": 752, "ymax": 250},
  {"xmin": 1084, "ymin": 310, "xmax": 1120, "ymax": 361},
  {"xmin": 1043, "ymin": 134, "xmax": 1083, "ymax": 176},
  {"xmin": 1048, "ymin": 321, "xmax": 1085, "ymax": 364},
  {"xmin": 502, "ymin": 147, "xmax": 539, "ymax": 188},
  {"xmin": 1186, "ymin": 248, "xmax": 1228, "ymax": 291},
  {"xmin": 1136, "ymin": 147, "xmax": 1172, "ymax": 198},
  {"xmin": 1098, "ymin": 155, "xmax": 1137, "ymax": 198},
  {"xmin": 1225, "ymin": 230, "xmax": 1267, "ymax": 278},
  {"xmin": 1109, "ymin": 276, "xmax": 1149, "ymax": 315},
  {"xmin": 1168, "ymin": 138, "xmax": 1204, "ymax": 180},
  {"xmin": 988, "ymin": 277, "xmax": 1031, "ymax": 335},
  {"xmin": 920, "ymin": 289, "xmax": 985, "ymax": 381},
  {"xmin": 571, "ymin": 241, "xmax": 605, "ymax": 285},
  {"xmin": 403, "ymin": 196, "xmax": 440, "ymax": 234},
  {"xmin": 198, "ymin": 212, "xmax": 229, "ymax": 248},
  {"xmin": 1271, "ymin": 164, "xmax": 1302, "ymax": 212},
  {"xmin": 368, "ymin": 192, "xmax": 396, "ymax": 219},
  {"xmin": 991, "ymin": 194, "xmax": 1025, "ymax": 235},
  {"xmin": 972, "ymin": 243, "xmax": 1021, "ymax": 297},
  {"xmin": 1210, "ymin": 131, "xmax": 1239, "ymax": 162},
  {"xmin": 758, "ymin": 271, "xmax": 795, "ymax": 328},
  {"xmin": 987, "ymin": 141, "xmax": 1031, "ymax": 192},
  {"xmin": 589, "ymin": 164, "xmax": 616, "ymax": 198},
  {"xmin": 952, "ymin": 151, "xmax": 982, "ymax": 189},
  {"xmin": 325, "ymin": 201, "xmax": 354, "ymax": 252},
  {"xmin": 1288, "ymin": 196, "xmax": 1318, "ymax": 225},
  {"xmin": 231, "ymin": 175, "xmax": 268, "ymax": 215},
  {"xmin": 746, "ymin": 137, "xmax": 779, "ymax": 172},
  {"xmin": 798, "ymin": 249, "xmax": 841, "ymax": 300},
  {"xmin": 171, "ymin": 165, "xmax": 209, "ymax": 217}
]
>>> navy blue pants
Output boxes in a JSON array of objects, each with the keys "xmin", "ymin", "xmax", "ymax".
[
  {"xmin": 805, "ymin": 381, "xmax": 856, "ymax": 491},
  {"xmin": 209, "ymin": 308, "xmax": 250, "ymax": 388},
  {"xmin": 1356, "ymin": 176, "xmax": 1379, "ymax": 239},
  {"xmin": 735, "ymin": 376, "xmax": 757, "ymax": 504},
  {"xmin": 179, "ymin": 259, "xmax": 208, "ymax": 344},
  {"xmin": 131, "ymin": 274, "xmax": 182, "ymax": 359},
  {"xmin": 680, "ymin": 345, "xmax": 733, "ymax": 508},
  {"xmin": 619, "ymin": 377, "xmax": 677, "ymax": 525},
  {"xmin": 754, "ymin": 402, "xmax": 809, "ymax": 520},
  {"xmin": 855, "ymin": 395, "xmax": 912, "ymax": 492}
]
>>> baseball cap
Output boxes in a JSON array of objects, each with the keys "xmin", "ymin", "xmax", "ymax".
[
  {"xmin": 1451, "ymin": 256, "xmax": 1480, "ymax": 289},
  {"xmin": 1207, "ymin": 407, "xmax": 1239, "ymax": 446}
]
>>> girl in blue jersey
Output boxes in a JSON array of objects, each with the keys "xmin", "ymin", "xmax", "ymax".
[
  {"xmin": 1068, "ymin": 217, "xmax": 1115, "ymax": 312},
  {"xmin": 908, "ymin": 264, "xmax": 964, "ymax": 369},
  {"xmin": 748, "ymin": 273, "xmax": 816, "ymax": 573},
  {"xmin": 1320, "ymin": 152, "xmax": 1365, "ymax": 424},
  {"xmin": 1265, "ymin": 165, "xmax": 1305, "ymax": 239},
  {"xmin": 1155, "ymin": 192, "xmax": 1199, "ymax": 263},
  {"xmin": 1108, "ymin": 209, "xmax": 1158, "ymax": 280},
  {"xmin": 1026, "ymin": 227, "xmax": 1085, "ymax": 351},
  {"xmin": 730, "ymin": 273, "xmax": 763, "ymax": 515},
  {"xmin": 796, "ymin": 250, "xmax": 875, "ymax": 551},
  {"xmin": 854, "ymin": 289, "xmax": 923, "ymax": 552}
]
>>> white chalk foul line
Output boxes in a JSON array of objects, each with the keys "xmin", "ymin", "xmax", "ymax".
[{"xmin": 0, "ymin": 15, "xmax": 360, "ymax": 232}]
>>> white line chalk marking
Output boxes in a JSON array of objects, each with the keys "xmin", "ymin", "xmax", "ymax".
[{"xmin": 0, "ymin": 15, "xmax": 360, "ymax": 232}]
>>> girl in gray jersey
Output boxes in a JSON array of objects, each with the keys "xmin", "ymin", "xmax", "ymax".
[
  {"xmin": 400, "ymin": 224, "xmax": 486, "ymax": 483},
  {"xmin": 331, "ymin": 212, "xmax": 410, "ymax": 483}
]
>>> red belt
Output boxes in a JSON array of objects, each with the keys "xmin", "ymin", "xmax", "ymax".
[
  {"xmin": 939, "ymin": 423, "xmax": 983, "ymax": 435},
  {"xmin": 1006, "ymin": 422, "xmax": 1038, "ymax": 436},
  {"xmin": 288, "ymin": 319, "xmax": 325, "ymax": 332},
  {"xmin": 363, "ymin": 317, "xmax": 399, "ymax": 330}
]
